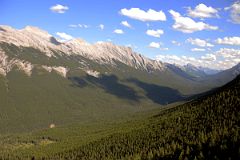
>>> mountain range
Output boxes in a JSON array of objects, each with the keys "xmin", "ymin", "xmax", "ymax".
[
  {"xmin": 180, "ymin": 63, "xmax": 221, "ymax": 77},
  {"xmin": 0, "ymin": 25, "xmax": 239, "ymax": 133},
  {"xmin": 1, "ymin": 63, "xmax": 239, "ymax": 159}
]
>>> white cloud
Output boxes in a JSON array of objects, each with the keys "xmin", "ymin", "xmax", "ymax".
[
  {"xmin": 78, "ymin": 24, "xmax": 89, "ymax": 28},
  {"xmin": 225, "ymin": 1, "xmax": 240, "ymax": 24},
  {"xmin": 50, "ymin": 4, "xmax": 69, "ymax": 14},
  {"xmin": 156, "ymin": 47, "xmax": 240, "ymax": 70},
  {"xmin": 201, "ymin": 54, "xmax": 216, "ymax": 61},
  {"xmin": 191, "ymin": 48, "xmax": 206, "ymax": 52},
  {"xmin": 113, "ymin": 29, "xmax": 124, "ymax": 34},
  {"xmin": 187, "ymin": 38, "xmax": 214, "ymax": 47},
  {"xmin": 156, "ymin": 55, "xmax": 200, "ymax": 66},
  {"xmin": 146, "ymin": 29, "xmax": 164, "ymax": 38},
  {"xmin": 156, "ymin": 55, "xmax": 181, "ymax": 62},
  {"xmin": 187, "ymin": 3, "xmax": 219, "ymax": 18},
  {"xmin": 169, "ymin": 10, "xmax": 218, "ymax": 33},
  {"xmin": 56, "ymin": 32, "xmax": 73, "ymax": 41},
  {"xmin": 156, "ymin": 54, "xmax": 207, "ymax": 68},
  {"xmin": 99, "ymin": 24, "xmax": 104, "ymax": 30},
  {"xmin": 149, "ymin": 42, "xmax": 168, "ymax": 50},
  {"xmin": 215, "ymin": 48, "xmax": 240, "ymax": 59},
  {"xmin": 121, "ymin": 21, "xmax": 132, "ymax": 28},
  {"xmin": 69, "ymin": 24, "xmax": 78, "ymax": 28},
  {"xmin": 126, "ymin": 44, "xmax": 138, "ymax": 49},
  {"xmin": 120, "ymin": 8, "xmax": 166, "ymax": 21},
  {"xmin": 160, "ymin": 47, "xmax": 169, "ymax": 51},
  {"xmin": 69, "ymin": 24, "xmax": 90, "ymax": 28},
  {"xmin": 96, "ymin": 41, "xmax": 104, "ymax": 44},
  {"xmin": 215, "ymin": 37, "xmax": 240, "ymax": 46},
  {"xmin": 149, "ymin": 42, "xmax": 161, "ymax": 48},
  {"xmin": 171, "ymin": 40, "xmax": 181, "ymax": 46}
]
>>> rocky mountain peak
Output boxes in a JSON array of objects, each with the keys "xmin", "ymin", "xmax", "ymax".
[
  {"xmin": 0, "ymin": 25, "xmax": 15, "ymax": 32},
  {"xmin": 67, "ymin": 38, "xmax": 88, "ymax": 45},
  {"xmin": 0, "ymin": 25, "xmax": 166, "ymax": 73},
  {"xmin": 22, "ymin": 26, "xmax": 51, "ymax": 38}
]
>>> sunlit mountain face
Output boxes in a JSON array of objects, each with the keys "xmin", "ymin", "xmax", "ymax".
[
  {"xmin": 0, "ymin": 1, "xmax": 239, "ymax": 159},
  {"xmin": 1, "ymin": 0, "xmax": 239, "ymax": 70}
]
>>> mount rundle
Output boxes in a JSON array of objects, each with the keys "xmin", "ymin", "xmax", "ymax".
[{"xmin": 0, "ymin": 25, "xmax": 166, "ymax": 77}]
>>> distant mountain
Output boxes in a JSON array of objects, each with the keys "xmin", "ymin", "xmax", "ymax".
[
  {"xmin": 180, "ymin": 63, "xmax": 240, "ymax": 88},
  {"xmin": 165, "ymin": 63, "xmax": 197, "ymax": 80},
  {"xmin": 182, "ymin": 63, "xmax": 207, "ymax": 77},
  {"xmin": 0, "ymin": 25, "xmax": 238, "ymax": 133},
  {"xmin": 173, "ymin": 63, "xmax": 222, "ymax": 78},
  {"xmin": 197, "ymin": 66, "xmax": 221, "ymax": 75},
  {"xmin": 200, "ymin": 63, "xmax": 240, "ymax": 86},
  {"xmin": 165, "ymin": 63, "xmax": 223, "ymax": 82}
]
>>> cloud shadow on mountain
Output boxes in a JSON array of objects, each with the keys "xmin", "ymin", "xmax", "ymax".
[
  {"xmin": 68, "ymin": 75, "xmax": 140, "ymax": 101},
  {"xmin": 127, "ymin": 78, "xmax": 186, "ymax": 105},
  {"xmin": 68, "ymin": 77, "xmax": 88, "ymax": 87},
  {"xmin": 69, "ymin": 74, "xmax": 187, "ymax": 104}
]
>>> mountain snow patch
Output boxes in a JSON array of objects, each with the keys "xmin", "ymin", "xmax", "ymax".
[
  {"xmin": 16, "ymin": 61, "xmax": 33, "ymax": 76},
  {"xmin": 42, "ymin": 65, "xmax": 68, "ymax": 77},
  {"xmin": 0, "ymin": 68, "xmax": 5, "ymax": 76},
  {"xmin": 42, "ymin": 65, "xmax": 53, "ymax": 72},
  {"xmin": 0, "ymin": 49, "xmax": 33, "ymax": 76},
  {"xmin": 52, "ymin": 66, "xmax": 68, "ymax": 77},
  {"xmin": 86, "ymin": 69, "xmax": 100, "ymax": 78}
]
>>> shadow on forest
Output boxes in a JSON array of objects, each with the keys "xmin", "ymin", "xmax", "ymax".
[
  {"xmin": 68, "ymin": 75, "xmax": 186, "ymax": 105},
  {"xmin": 69, "ymin": 75, "xmax": 140, "ymax": 101},
  {"xmin": 127, "ymin": 78, "xmax": 186, "ymax": 105}
]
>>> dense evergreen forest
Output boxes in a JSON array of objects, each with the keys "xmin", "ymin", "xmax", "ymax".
[
  {"xmin": 43, "ymin": 75, "xmax": 239, "ymax": 159},
  {"xmin": 1, "ymin": 74, "xmax": 238, "ymax": 160}
]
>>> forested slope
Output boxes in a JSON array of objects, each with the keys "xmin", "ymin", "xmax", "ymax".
[
  {"xmin": 46, "ymin": 75, "xmax": 240, "ymax": 160},
  {"xmin": 1, "ymin": 75, "xmax": 239, "ymax": 160}
]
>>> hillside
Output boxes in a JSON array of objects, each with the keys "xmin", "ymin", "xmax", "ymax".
[
  {"xmin": 0, "ymin": 75, "xmax": 239, "ymax": 159},
  {"xmin": 45, "ymin": 75, "xmax": 240, "ymax": 159},
  {"xmin": 200, "ymin": 63, "xmax": 240, "ymax": 85},
  {"xmin": 0, "ymin": 25, "xmax": 229, "ymax": 133},
  {"xmin": 1, "ymin": 0, "xmax": 240, "ymax": 159}
]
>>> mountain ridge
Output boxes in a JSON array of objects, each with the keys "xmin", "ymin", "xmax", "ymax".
[
  {"xmin": 0, "ymin": 25, "xmax": 237, "ymax": 81},
  {"xmin": 0, "ymin": 25, "xmax": 166, "ymax": 76},
  {"xmin": 0, "ymin": 25, "xmax": 239, "ymax": 134}
]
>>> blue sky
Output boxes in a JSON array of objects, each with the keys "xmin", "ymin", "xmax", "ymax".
[{"xmin": 1, "ymin": 0, "xmax": 240, "ymax": 69}]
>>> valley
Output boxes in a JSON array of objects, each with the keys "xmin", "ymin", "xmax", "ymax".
[
  {"xmin": 1, "ymin": 26, "xmax": 235, "ymax": 133},
  {"xmin": 0, "ymin": 74, "xmax": 239, "ymax": 159},
  {"xmin": 0, "ymin": 23, "xmax": 239, "ymax": 159}
]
